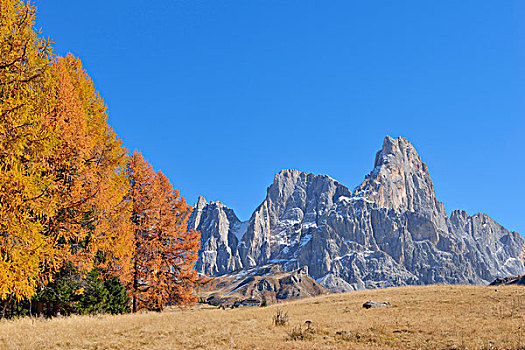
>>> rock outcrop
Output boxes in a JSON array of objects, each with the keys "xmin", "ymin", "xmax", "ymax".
[
  {"xmin": 489, "ymin": 275, "xmax": 525, "ymax": 286},
  {"xmin": 363, "ymin": 300, "xmax": 392, "ymax": 309},
  {"xmin": 188, "ymin": 196, "xmax": 243, "ymax": 275},
  {"xmin": 199, "ymin": 264, "xmax": 328, "ymax": 305},
  {"xmin": 189, "ymin": 136, "xmax": 525, "ymax": 292}
]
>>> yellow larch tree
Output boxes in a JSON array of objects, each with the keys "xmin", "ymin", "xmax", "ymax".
[{"xmin": 0, "ymin": 0, "xmax": 58, "ymax": 306}]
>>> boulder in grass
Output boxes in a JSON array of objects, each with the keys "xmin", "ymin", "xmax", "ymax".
[{"xmin": 362, "ymin": 300, "xmax": 392, "ymax": 309}]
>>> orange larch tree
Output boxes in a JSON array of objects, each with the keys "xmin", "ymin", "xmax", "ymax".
[
  {"xmin": 126, "ymin": 151, "xmax": 156, "ymax": 312},
  {"xmin": 145, "ymin": 171, "xmax": 200, "ymax": 310},
  {"xmin": 45, "ymin": 54, "xmax": 133, "ymax": 284},
  {"xmin": 127, "ymin": 151, "xmax": 201, "ymax": 312}
]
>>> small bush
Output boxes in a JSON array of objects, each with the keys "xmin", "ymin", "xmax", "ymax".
[
  {"xmin": 272, "ymin": 309, "xmax": 289, "ymax": 326},
  {"xmin": 335, "ymin": 330, "xmax": 353, "ymax": 341},
  {"xmin": 287, "ymin": 325, "xmax": 315, "ymax": 341}
]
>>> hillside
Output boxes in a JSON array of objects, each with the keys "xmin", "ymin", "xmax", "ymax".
[
  {"xmin": 199, "ymin": 264, "xmax": 328, "ymax": 305},
  {"xmin": 1, "ymin": 285, "xmax": 524, "ymax": 349}
]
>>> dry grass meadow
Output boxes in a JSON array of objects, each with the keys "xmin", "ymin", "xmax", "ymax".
[{"xmin": 1, "ymin": 285, "xmax": 524, "ymax": 349}]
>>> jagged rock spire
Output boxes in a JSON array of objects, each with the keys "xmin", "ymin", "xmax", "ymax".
[
  {"xmin": 196, "ymin": 195, "xmax": 208, "ymax": 210},
  {"xmin": 355, "ymin": 136, "xmax": 444, "ymax": 215},
  {"xmin": 187, "ymin": 197, "xmax": 243, "ymax": 275}
]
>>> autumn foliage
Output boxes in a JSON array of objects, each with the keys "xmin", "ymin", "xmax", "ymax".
[
  {"xmin": 0, "ymin": 0, "xmax": 201, "ymax": 316},
  {"xmin": 0, "ymin": 0, "xmax": 57, "ymax": 303},
  {"xmin": 127, "ymin": 152, "xmax": 200, "ymax": 312},
  {"xmin": 46, "ymin": 55, "xmax": 134, "ymax": 283}
]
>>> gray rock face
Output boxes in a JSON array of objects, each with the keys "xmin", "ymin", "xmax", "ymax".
[
  {"xmin": 187, "ymin": 196, "xmax": 243, "ymax": 275},
  {"xmin": 191, "ymin": 136, "xmax": 525, "ymax": 291}
]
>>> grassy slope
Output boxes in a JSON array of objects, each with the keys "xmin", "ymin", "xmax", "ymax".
[{"xmin": 1, "ymin": 285, "xmax": 524, "ymax": 349}]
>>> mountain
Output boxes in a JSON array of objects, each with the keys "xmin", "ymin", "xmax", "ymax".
[
  {"xmin": 199, "ymin": 264, "xmax": 328, "ymax": 306},
  {"xmin": 188, "ymin": 136, "xmax": 525, "ymax": 292}
]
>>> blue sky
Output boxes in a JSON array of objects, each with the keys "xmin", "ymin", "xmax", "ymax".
[{"xmin": 36, "ymin": 1, "xmax": 524, "ymax": 234}]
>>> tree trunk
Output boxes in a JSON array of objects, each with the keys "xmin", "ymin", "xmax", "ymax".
[{"xmin": 133, "ymin": 259, "xmax": 138, "ymax": 313}]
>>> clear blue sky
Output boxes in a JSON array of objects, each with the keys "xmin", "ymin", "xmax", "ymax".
[{"xmin": 36, "ymin": 1, "xmax": 524, "ymax": 234}]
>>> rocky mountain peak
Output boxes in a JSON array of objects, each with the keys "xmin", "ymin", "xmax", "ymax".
[
  {"xmin": 195, "ymin": 195, "xmax": 208, "ymax": 210},
  {"xmin": 268, "ymin": 169, "xmax": 347, "ymax": 205},
  {"xmin": 188, "ymin": 197, "xmax": 244, "ymax": 276},
  {"xmin": 235, "ymin": 168, "xmax": 353, "ymax": 268},
  {"xmin": 374, "ymin": 136, "xmax": 421, "ymax": 167},
  {"xmin": 191, "ymin": 136, "xmax": 525, "ymax": 292},
  {"xmin": 355, "ymin": 136, "xmax": 441, "ymax": 214},
  {"xmin": 274, "ymin": 168, "xmax": 302, "ymax": 179}
]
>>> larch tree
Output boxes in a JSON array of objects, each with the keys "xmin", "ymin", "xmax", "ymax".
[
  {"xmin": 0, "ymin": 0, "xmax": 58, "ymax": 306},
  {"xmin": 0, "ymin": 0, "xmax": 199, "ymax": 317},
  {"xmin": 127, "ymin": 151, "xmax": 201, "ymax": 312},
  {"xmin": 45, "ymin": 54, "xmax": 134, "ymax": 284},
  {"xmin": 144, "ymin": 171, "xmax": 200, "ymax": 310},
  {"xmin": 126, "ymin": 151, "xmax": 156, "ymax": 312}
]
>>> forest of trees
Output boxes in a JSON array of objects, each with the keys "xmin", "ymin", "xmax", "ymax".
[{"xmin": 0, "ymin": 0, "xmax": 201, "ymax": 317}]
